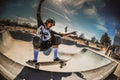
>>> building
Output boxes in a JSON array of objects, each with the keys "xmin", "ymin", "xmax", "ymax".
[{"xmin": 114, "ymin": 27, "xmax": 120, "ymax": 47}]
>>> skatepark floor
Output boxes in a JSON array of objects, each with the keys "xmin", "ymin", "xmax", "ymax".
[{"xmin": 0, "ymin": 31, "xmax": 119, "ymax": 80}]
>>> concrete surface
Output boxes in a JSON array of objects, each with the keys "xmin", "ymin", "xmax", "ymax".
[{"xmin": 0, "ymin": 30, "xmax": 119, "ymax": 80}]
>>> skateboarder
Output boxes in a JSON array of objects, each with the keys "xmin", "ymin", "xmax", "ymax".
[{"xmin": 31, "ymin": 0, "xmax": 76, "ymax": 63}]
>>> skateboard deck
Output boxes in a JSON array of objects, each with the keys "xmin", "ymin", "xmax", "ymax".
[{"xmin": 26, "ymin": 59, "xmax": 70, "ymax": 69}]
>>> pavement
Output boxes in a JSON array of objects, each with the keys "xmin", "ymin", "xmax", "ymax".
[{"xmin": 0, "ymin": 30, "xmax": 119, "ymax": 80}]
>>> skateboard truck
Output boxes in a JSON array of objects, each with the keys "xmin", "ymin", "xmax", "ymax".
[
  {"xmin": 34, "ymin": 63, "xmax": 39, "ymax": 69},
  {"xmin": 59, "ymin": 61, "xmax": 67, "ymax": 68}
]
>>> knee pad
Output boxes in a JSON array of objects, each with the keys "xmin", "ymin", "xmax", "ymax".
[
  {"xmin": 51, "ymin": 35, "xmax": 62, "ymax": 45},
  {"xmin": 32, "ymin": 36, "xmax": 42, "ymax": 48}
]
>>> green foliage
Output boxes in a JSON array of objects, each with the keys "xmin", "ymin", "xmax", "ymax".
[
  {"xmin": 100, "ymin": 33, "xmax": 111, "ymax": 47},
  {"xmin": 91, "ymin": 36, "xmax": 96, "ymax": 43},
  {"xmin": 79, "ymin": 33, "xmax": 85, "ymax": 40},
  {"xmin": 0, "ymin": 19, "xmax": 34, "ymax": 28},
  {"xmin": 95, "ymin": 40, "xmax": 99, "ymax": 44}
]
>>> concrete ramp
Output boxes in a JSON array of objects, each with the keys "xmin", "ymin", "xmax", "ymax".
[
  {"xmin": 0, "ymin": 31, "xmax": 14, "ymax": 53},
  {"xmin": 0, "ymin": 52, "xmax": 118, "ymax": 80},
  {"xmin": 0, "ymin": 31, "xmax": 118, "ymax": 80},
  {"xmin": 0, "ymin": 53, "xmax": 24, "ymax": 80}
]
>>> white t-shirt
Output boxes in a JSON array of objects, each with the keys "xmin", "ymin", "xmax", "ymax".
[{"xmin": 36, "ymin": 25, "xmax": 51, "ymax": 41}]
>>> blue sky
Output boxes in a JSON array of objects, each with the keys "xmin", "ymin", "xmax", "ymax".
[{"xmin": 0, "ymin": 0, "xmax": 120, "ymax": 43}]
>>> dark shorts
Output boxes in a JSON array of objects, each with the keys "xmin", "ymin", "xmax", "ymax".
[
  {"xmin": 51, "ymin": 35, "xmax": 61, "ymax": 45},
  {"xmin": 33, "ymin": 35, "xmax": 62, "ymax": 51}
]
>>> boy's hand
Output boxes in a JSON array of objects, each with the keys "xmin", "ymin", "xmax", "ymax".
[{"xmin": 71, "ymin": 31, "xmax": 77, "ymax": 35}]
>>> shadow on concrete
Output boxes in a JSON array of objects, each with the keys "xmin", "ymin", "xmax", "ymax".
[
  {"xmin": 61, "ymin": 38, "xmax": 101, "ymax": 51},
  {"xmin": 62, "ymin": 38, "xmax": 76, "ymax": 45},
  {"xmin": 104, "ymin": 73, "xmax": 117, "ymax": 80},
  {"xmin": 0, "ymin": 73, "xmax": 7, "ymax": 80},
  {"xmin": 76, "ymin": 43, "xmax": 101, "ymax": 51},
  {"xmin": 87, "ymin": 46, "xmax": 101, "ymax": 51},
  {"xmin": 0, "ymin": 33, "xmax": 2, "ymax": 41},
  {"xmin": 15, "ymin": 67, "xmax": 82, "ymax": 80},
  {"xmin": 14, "ymin": 66, "xmax": 72, "ymax": 80},
  {"xmin": 14, "ymin": 66, "xmax": 86, "ymax": 80},
  {"xmin": 9, "ymin": 31, "xmax": 34, "ymax": 41}
]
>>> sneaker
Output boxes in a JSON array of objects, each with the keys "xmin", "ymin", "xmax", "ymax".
[
  {"xmin": 54, "ymin": 57, "xmax": 61, "ymax": 61},
  {"xmin": 29, "ymin": 60, "xmax": 37, "ymax": 63}
]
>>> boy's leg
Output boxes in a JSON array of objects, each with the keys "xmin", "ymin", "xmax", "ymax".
[
  {"xmin": 53, "ymin": 46, "xmax": 61, "ymax": 61},
  {"xmin": 53, "ymin": 47, "xmax": 58, "ymax": 60},
  {"xmin": 32, "ymin": 36, "xmax": 42, "ymax": 62},
  {"xmin": 33, "ymin": 49, "xmax": 39, "ymax": 62},
  {"xmin": 51, "ymin": 35, "xmax": 62, "ymax": 61}
]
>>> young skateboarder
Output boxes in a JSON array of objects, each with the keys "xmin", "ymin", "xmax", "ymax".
[{"xmin": 31, "ymin": 0, "xmax": 76, "ymax": 62}]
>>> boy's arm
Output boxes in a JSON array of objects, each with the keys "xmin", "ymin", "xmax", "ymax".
[
  {"xmin": 50, "ymin": 29, "xmax": 77, "ymax": 37},
  {"xmin": 37, "ymin": 0, "xmax": 45, "ymax": 28},
  {"xmin": 62, "ymin": 31, "xmax": 77, "ymax": 36}
]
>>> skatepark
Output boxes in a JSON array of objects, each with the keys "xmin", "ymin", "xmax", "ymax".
[{"xmin": 0, "ymin": 30, "xmax": 120, "ymax": 80}]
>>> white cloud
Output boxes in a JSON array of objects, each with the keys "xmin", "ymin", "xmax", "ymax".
[
  {"xmin": 29, "ymin": 17, "xmax": 37, "ymax": 22},
  {"xmin": 64, "ymin": 0, "xmax": 87, "ymax": 8},
  {"xmin": 46, "ymin": 0, "xmax": 98, "ymax": 20},
  {"xmin": 28, "ymin": 17, "xmax": 37, "ymax": 26},
  {"xmin": 84, "ymin": 5, "xmax": 108, "ymax": 32},
  {"xmin": 18, "ymin": 17, "xmax": 28, "ymax": 21},
  {"xmin": 97, "ymin": 18, "xmax": 108, "ymax": 32},
  {"xmin": 17, "ymin": 16, "xmax": 28, "ymax": 24},
  {"xmin": 64, "ymin": 15, "xmax": 71, "ymax": 22},
  {"xmin": 84, "ymin": 6, "xmax": 97, "ymax": 17},
  {"xmin": 30, "ymin": 22, "xmax": 37, "ymax": 26},
  {"xmin": 63, "ymin": 8, "xmax": 76, "ymax": 16},
  {"xmin": 83, "ymin": 31, "xmax": 97, "ymax": 40},
  {"xmin": 51, "ymin": 22, "xmax": 67, "ymax": 33},
  {"xmin": 32, "ymin": 2, "xmax": 38, "ymax": 8},
  {"xmin": 47, "ymin": 0, "xmax": 79, "ymax": 17},
  {"xmin": 15, "ymin": 16, "xmax": 37, "ymax": 26},
  {"xmin": 43, "ymin": 7, "xmax": 71, "ymax": 22},
  {"xmin": 97, "ymin": 25, "xmax": 107, "ymax": 32},
  {"xmin": 43, "ymin": 0, "xmax": 90, "ymax": 21},
  {"xmin": 76, "ymin": 28, "xmax": 97, "ymax": 40}
]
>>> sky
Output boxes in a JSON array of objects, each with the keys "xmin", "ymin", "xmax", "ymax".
[{"xmin": 0, "ymin": 0, "xmax": 120, "ymax": 43}]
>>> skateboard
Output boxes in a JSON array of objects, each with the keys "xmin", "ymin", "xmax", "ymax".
[{"xmin": 26, "ymin": 59, "xmax": 70, "ymax": 69}]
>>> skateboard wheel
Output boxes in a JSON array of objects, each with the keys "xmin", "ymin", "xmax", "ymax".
[
  {"xmin": 60, "ymin": 65, "xmax": 63, "ymax": 68},
  {"xmin": 35, "ymin": 63, "xmax": 39, "ymax": 69},
  {"xmin": 64, "ymin": 63, "xmax": 66, "ymax": 66},
  {"xmin": 62, "ymin": 63, "xmax": 66, "ymax": 66}
]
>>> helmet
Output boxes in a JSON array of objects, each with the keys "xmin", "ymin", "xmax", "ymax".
[{"xmin": 45, "ymin": 18, "xmax": 55, "ymax": 26}]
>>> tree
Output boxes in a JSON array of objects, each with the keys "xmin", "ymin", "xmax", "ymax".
[
  {"xmin": 79, "ymin": 33, "xmax": 85, "ymax": 40},
  {"xmin": 91, "ymin": 36, "xmax": 96, "ymax": 43},
  {"xmin": 100, "ymin": 33, "xmax": 111, "ymax": 47},
  {"xmin": 95, "ymin": 40, "xmax": 99, "ymax": 44}
]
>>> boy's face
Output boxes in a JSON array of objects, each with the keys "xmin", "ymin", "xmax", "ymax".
[{"xmin": 46, "ymin": 22, "xmax": 54, "ymax": 29}]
